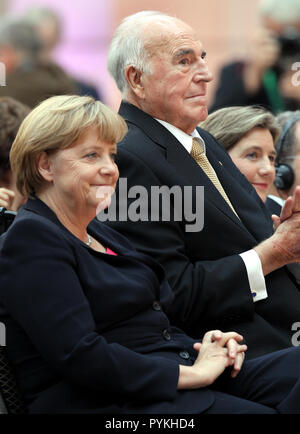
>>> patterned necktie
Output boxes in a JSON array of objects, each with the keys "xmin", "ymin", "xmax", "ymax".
[{"xmin": 191, "ymin": 138, "xmax": 240, "ymax": 219}]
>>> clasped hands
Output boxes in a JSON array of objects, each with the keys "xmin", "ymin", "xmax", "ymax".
[{"xmin": 178, "ymin": 330, "xmax": 247, "ymax": 390}]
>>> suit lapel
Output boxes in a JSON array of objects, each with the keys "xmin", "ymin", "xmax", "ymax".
[
  {"xmin": 119, "ymin": 102, "xmax": 253, "ymax": 238},
  {"xmin": 199, "ymin": 129, "xmax": 274, "ymax": 240}
]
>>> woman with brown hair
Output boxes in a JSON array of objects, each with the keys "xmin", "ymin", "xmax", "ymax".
[{"xmin": 0, "ymin": 96, "xmax": 30, "ymax": 210}]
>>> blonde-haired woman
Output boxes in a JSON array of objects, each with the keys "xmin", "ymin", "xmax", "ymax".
[
  {"xmin": 2, "ymin": 95, "xmax": 300, "ymax": 414},
  {"xmin": 200, "ymin": 106, "xmax": 281, "ymax": 202}
]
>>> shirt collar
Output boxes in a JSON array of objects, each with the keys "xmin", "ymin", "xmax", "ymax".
[
  {"xmin": 155, "ymin": 118, "xmax": 206, "ymax": 154},
  {"xmin": 267, "ymin": 195, "xmax": 285, "ymax": 206}
]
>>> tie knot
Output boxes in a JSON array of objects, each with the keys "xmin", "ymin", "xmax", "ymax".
[{"xmin": 191, "ymin": 138, "xmax": 204, "ymax": 159}]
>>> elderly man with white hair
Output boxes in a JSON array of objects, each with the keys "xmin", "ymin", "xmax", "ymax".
[{"xmin": 104, "ymin": 10, "xmax": 300, "ymax": 361}]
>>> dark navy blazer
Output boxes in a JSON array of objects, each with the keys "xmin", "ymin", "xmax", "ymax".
[{"xmin": 0, "ymin": 198, "xmax": 216, "ymax": 414}]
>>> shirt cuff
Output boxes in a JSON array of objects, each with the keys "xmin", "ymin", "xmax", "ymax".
[{"xmin": 239, "ymin": 249, "xmax": 268, "ymax": 302}]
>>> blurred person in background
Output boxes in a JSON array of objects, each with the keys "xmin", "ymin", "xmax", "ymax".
[
  {"xmin": 24, "ymin": 6, "xmax": 102, "ymax": 101},
  {"xmin": 266, "ymin": 110, "xmax": 300, "ymax": 284},
  {"xmin": 0, "ymin": 96, "xmax": 30, "ymax": 211},
  {"xmin": 0, "ymin": 15, "xmax": 77, "ymax": 108},
  {"xmin": 267, "ymin": 110, "xmax": 300, "ymax": 214},
  {"xmin": 210, "ymin": 0, "xmax": 300, "ymax": 114},
  {"xmin": 200, "ymin": 106, "xmax": 280, "ymax": 203}
]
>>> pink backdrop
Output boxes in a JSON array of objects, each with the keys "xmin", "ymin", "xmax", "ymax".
[{"xmin": 6, "ymin": 0, "xmax": 261, "ymax": 109}]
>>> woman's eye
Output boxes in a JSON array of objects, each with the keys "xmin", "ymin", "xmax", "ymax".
[
  {"xmin": 86, "ymin": 152, "xmax": 98, "ymax": 159},
  {"xmin": 246, "ymin": 152, "xmax": 257, "ymax": 160},
  {"xmin": 269, "ymin": 155, "xmax": 276, "ymax": 164},
  {"xmin": 110, "ymin": 153, "xmax": 117, "ymax": 162}
]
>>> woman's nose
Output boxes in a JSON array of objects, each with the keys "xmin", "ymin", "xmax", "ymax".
[
  {"xmin": 100, "ymin": 157, "xmax": 117, "ymax": 176},
  {"xmin": 259, "ymin": 159, "xmax": 275, "ymax": 176}
]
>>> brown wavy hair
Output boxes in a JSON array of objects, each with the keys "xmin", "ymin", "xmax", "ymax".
[{"xmin": 0, "ymin": 97, "xmax": 30, "ymax": 184}]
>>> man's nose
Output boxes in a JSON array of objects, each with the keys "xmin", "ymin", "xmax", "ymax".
[{"xmin": 194, "ymin": 62, "xmax": 213, "ymax": 83}]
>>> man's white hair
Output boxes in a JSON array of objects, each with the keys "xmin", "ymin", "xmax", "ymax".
[
  {"xmin": 259, "ymin": 0, "xmax": 300, "ymax": 24},
  {"xmin": 107, "ymin": 11, "xmax": 176, "ymax": 96}
]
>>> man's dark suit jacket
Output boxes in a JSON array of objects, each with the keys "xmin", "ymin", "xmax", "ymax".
[
  {"xmin": 0, "ymin": 197, "xmax": 219, "ymax": 414},
  {"xmin": 265, "ymin": 196, "xmax": 282, "ymax": 217},
  {"xmin": 104, "ymin": 101, "xmax": 300, "ymax": 360}
]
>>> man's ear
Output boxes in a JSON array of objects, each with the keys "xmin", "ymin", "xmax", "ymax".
[
  {"xmin": 125, "ymin": 66, "xmax": 145, "ymax": 99},
  {"xmin": 37, "ymin": 152, "xmax": 54, "ymax": 182}
]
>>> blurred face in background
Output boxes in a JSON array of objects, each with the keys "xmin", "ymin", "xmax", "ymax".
[
  {"xmin": 228, "ymin": 127, "xmax": 276, "ymax": 202},
  {"xmin": 286, "ymin": 122, "xmax": 300, "ymax": 196}
]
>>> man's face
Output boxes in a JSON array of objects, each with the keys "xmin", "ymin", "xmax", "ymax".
[{"xmin": 137, "ymin": 20, "xmax": 213, "ymax": 134}]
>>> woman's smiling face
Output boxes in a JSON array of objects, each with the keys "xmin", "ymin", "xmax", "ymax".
[
  {"xmin": 44, "ymin": 126, "xmax": 119, "ymax": 213},
  {"xmin": 228, "ymin": 127, "xmax": 276, "ymax": 202}
]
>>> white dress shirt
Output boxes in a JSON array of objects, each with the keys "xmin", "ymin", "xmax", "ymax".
[
  {"xmin": 155, "ymin": 118, "xmax": 268, "ymax": 303},
  {"xmin": 267, "ymin": 194, "xmax": 285, "ymax": 207}
]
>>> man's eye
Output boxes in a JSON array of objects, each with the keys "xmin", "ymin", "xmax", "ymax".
[
  {"xmin": 201, "ymin": 51, "xmax": 206, "ymax": 59},
  {"xmin": 179, "ymin": 58, "xmax": 189, "ymax": 65}
]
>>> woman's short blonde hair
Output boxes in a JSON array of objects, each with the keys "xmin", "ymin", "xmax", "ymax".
[
  {"xmin": 10, "ymin": 95, "xmax": 128, "ymax": 197},
  {"xmin": 199, "ymin": 106, "xmax": 281, "ymax": 151}
]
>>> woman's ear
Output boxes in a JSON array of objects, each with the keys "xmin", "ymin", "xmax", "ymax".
[
  {"xmin": 125, "ymin": 66, "xmax": 145, "ymax": 99},
  {"xmin": 37, "ymin": 152, "xmax": 54, "ymax": 182}
]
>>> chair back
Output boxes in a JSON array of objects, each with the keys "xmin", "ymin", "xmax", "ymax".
[
  {"xmin": 0, "ymin": 347, "xmax": 27, "ymax": 414},
  {"xmin": 0, "ymin": 208, "xmax": 27, "ymax": 413}
]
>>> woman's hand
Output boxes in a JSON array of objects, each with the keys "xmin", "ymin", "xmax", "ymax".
[
  {"xmin": 177, "ymin": 330, "xmax": 247, "ymax": 390},
  {"xmin": 0, "ymin": 187, "xmax": 15, "ymax": 209}
]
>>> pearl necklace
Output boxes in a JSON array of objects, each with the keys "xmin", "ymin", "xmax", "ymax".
[{"xmin": 86, "ymin": 234, "xmax": 92, "ymax": 246}]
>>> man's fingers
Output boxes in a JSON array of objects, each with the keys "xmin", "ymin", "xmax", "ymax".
[
  {"xmin": 272, "ymin": 215, "xmax": 280, "ymax": 231},
  {"xmin": 292, "ymin": 186, "xmax": 300, "ymax": 212},
  {"xmin": 280, "ymin": 196, "xmax": 294, "ymax": 222}
]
